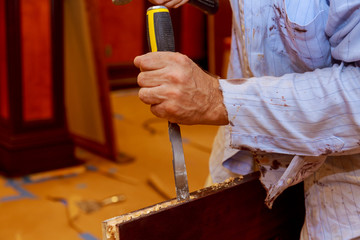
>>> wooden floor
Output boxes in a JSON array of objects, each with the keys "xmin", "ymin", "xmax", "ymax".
[{"xmin": 0, "ymin": 89, "xmax": 219, "ymax": 240}]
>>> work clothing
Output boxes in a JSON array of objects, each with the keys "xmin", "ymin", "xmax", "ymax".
[{"xmin": 209, "ymin": 0, "xmax": 360, "ymax": 239}]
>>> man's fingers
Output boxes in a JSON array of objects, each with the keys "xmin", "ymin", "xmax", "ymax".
[
  {"xmin": 137, "ymin": 70, "xmax": 169, "ymax": 88},
  {"xmin": 134, "ymin": 52, "xmax": 172, "ymax": 71},
  {"xmin": 173, "ymin": 0, "xmax": 188, "ymax": 8},
  {"xmin": 164, "ymin": 0, "xmax": 183, "ymax": 8},
  {"xmin": 137, "ymin": 72, "xmax": 157, "ymax": 87},
  {"xmin": 148, "ymin": 0, "xmax": 188, "ymax": 8},
  {"xmin": 150, "ymin": 102, "xmax": 184, "ymax": 124},
  {"xmin": 148, "ymin": 0, "xmax": 168, "ymax": 5},
  {"xmin": 138, "ymin": 87, "xmax": 164, "ymax": 105},
  {"xmin": 150, "ymin": 104, "xmax": 165, "ymax": 119}
]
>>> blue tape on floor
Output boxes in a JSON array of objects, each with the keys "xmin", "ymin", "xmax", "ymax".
[
  {"xmin": 76, "ymin": 183, "xmax": 88, "ymax": 189},
  {"xmin": 79, "ymin": 233, "xmax": 99, "ymax": 240},
  {"xmin": 113, "ymin": 113, "xmax": 124, "ymax": 120},
  {"xmin": 86, "ymin": 165, "xmax": 98, "ymax": 172},
  {"xmin": 21, "ymin": 173, "xmax": 79, "ymax": 185},
  {"xmin": 58, "ymin": 198, "xmax": 68, "ymax": 206},
  {"xmin": 0, "ymin": 179, "xmax": 36, "ymax": 202},
  {"xmin": 108, "ymin": 168, "xmax": 118, "ymax": 174}
]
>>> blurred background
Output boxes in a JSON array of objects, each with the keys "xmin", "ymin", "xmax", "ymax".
[{"xmin": 0, "ymin": 0, "xmax": 232, "ymax": 239}]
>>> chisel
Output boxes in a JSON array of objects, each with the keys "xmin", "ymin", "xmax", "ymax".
[{"xmin": 146, "ymin": 6, "xmax": 190, "ymax": 201}]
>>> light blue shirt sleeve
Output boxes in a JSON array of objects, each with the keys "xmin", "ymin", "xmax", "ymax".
[{"xmin": 221, "ymin": 0, "xmax": 360, "ymax": 157}]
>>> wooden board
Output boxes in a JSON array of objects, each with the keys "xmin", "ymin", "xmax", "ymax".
[{"xmin": 103, "ymin": 172, "xmax": 305, "ymax": 240}]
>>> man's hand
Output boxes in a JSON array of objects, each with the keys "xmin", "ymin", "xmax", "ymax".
[
  {"xmin": 148, "ymin": 0, "xmax": 188, "ymax": 8},
  {"xmin": 134, "ymin": 52, "xmax": 229, "ymax": 125}
]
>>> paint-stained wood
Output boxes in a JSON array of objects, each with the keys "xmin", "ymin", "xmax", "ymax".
[{"xmin": 103, "ymin": 172, "xmax": 305, "ymax": 240}]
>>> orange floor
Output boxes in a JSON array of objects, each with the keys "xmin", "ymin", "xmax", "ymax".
[{"xmin": 0, "ymin": 89, "xmax": 219, "ymax": 240}]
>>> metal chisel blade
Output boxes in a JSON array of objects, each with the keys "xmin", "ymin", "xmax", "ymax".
[{"xmin": 168, "ymin": 122, "xmax": 190, "ymax": 201}]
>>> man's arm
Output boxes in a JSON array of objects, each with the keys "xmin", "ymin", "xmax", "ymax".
[
  {"xmin": 134, "ymin": 0, "xmax": 360, "ymax": 157},
  {"xmin": 221, "ymin": 64, "xmax": 360, "ymax": 157}
]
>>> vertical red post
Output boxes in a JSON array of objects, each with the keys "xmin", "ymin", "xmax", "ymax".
[
  {"xmin": 0, "ymin": 0, "xmax": 79, "ymax": 177},
  {"xmin": 20, "ymin": 0, "xmax": 53, "ymax": 121},
  {"xmin": 0, "ymin": 0, "xmax": 8, "ymax": 120}
]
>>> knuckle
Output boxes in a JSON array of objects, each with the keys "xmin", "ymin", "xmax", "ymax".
[
  {"xmin": 138, "ymin": 88, "xmax": 148, "ymax": 102},
  {"xmin": 140, "ymin": 53, "xmax": 155, "ymax": 66},
  {"xmin": 137, "ymin": 72, "xmax": 145, "ymax": 86},
  {"xmin": 167, "ymin": 71, "xmax": 181, "ymax": 84},
  {"xmin": 151, "ymin": 104, "xmax": 165, "ymax": 118},
  {"xmin": 167, "ymin": 88, "xmax": 181, "ymax": 100},
  {"xmin": 165, "ymin": 69, "xmax": 185, "ymax": 85},
  {"xmin": 164, "ymin": 102, "xmax": 180, "ymax": 116},
  {"xmin": 151, "ymin": 0, "xmax": 165, "ymax": 5},
  {"xmin": 165, "ymin": 0, "xmax": 181, "ymax": 8},
  {"xmin": 172, "ymin": 52, "xmax": 185, "ymax": 63},
  {"xmin": 176, "ymin": 52, "xmax": 190, "ymax": 66},
  {"xmin": 140, "ymin": 57, "xmax": 150, "ymax": 67}
]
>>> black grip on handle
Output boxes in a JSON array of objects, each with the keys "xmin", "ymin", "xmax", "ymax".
[
  {"xmin": 188, "ymin": 0, "xmax": 219, "ymax": 14},
  {"xmin": 146, "ymin": 7, "xmax": 175, "ymax": 52}
]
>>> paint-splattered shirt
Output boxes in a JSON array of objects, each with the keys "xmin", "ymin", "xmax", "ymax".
[{"xmin": 209, "ymin": 0, "xmax": 360, "ymax": 239}]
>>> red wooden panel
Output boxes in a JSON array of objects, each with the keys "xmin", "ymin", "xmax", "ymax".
[
  {"xmin": 20, "ymin": 0, "xmax": 53, "ymax": 122},
  {"xmin": 98, "ymin": 0, "xmax": 145, "ymax": 64},
  {"xmin": 0, "ymin": 0, "xmax": 8, "ymax": 120},
  {"xmin": 181, "ymin": 5, "xmax": 206, "ymax": 59}
]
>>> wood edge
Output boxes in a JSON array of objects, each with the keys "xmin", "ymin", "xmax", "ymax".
[{"xmin": 101, "ymin": 174, "xmax": 260, "ymax": 240}]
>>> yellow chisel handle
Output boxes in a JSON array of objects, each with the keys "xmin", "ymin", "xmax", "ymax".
[{"xmin": 146, "ymin": 6, "xmax": 175, "ymax": 53}]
